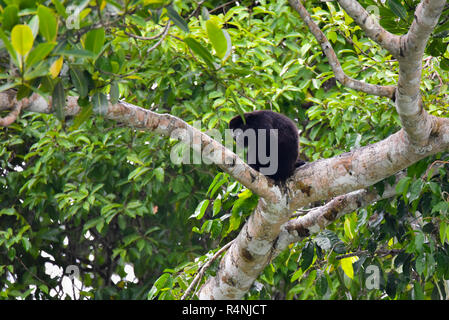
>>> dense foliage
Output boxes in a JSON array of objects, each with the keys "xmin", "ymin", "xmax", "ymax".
[{"xmin": 0, "ymin": 0, "xmax": 448, "ymax": 299}]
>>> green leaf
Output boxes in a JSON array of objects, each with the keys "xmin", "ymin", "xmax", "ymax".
[
  {"xmin": 128, "ymin": 167, "xmax": 150, "ymax": 181},
  {"xmin": 38, "ymin": 5, "xmax": 58, "ymax": 42},
  {"xmin": 24, "ymin": 62, "xmax": 51, "ymax": 81},
  {"xmin": 413, "ymin": 282, "xmax": 425, "ymax": 300},
  {"xmin": 387, "ymin": 0, "xmax": 408, "ymax": 20},
  {"xmin": 110, "ymin": 81, "xmax": 120, "ymax": 104},
  {"xmin": 207, "ymin": 173, "xmax": 223, "ymax": 196},
  {"xmin": 57, "ymin": 49, "xmax": 97, "ymax": 59},
  {"xmin": 84, "ymin": 28, "xmax": 105, "ymax": 54},
  {"xmin": 0, "ymin": 29, "xmax": 19, "ymax": 67},
  {"xmin": 190, "ymin": 200, "xmax": 209, "ymax": 219},
  {"xmin": 166, "ymin": 5, "xmax": 189, "ymax": 33},
  {"xmin": 212, "ymin": 198, "xmax": 221, "ymax": 216},
  {"xmin": 2, "ymin": 5, "xmax": 19, "ymax": 31},
  {"xmin": 300, "ymin": 241, "xmax": 314, "ymax": 270},
  {"xmin": 408, "ymin": 179, "xmax": 424, "ymax": 202},
  {"xmin": 51, "ymin": 0, "xmax": 68, "ymax": 18},
  {"xmin": 315, "ymin": 272, "xmax": 328, "ymax": 296},
  {"xmin": 185, "ymin": 37, "xmax": 215, "ymax": 69},
  {"xmin": 92, "ymin": 92, "xmax": 109, "ymax": 115},
  {"xmin": 205, "ymin": 19, "xmax": 228, "ymax": 59},
  {"xmin": 69, "ymin": 67, "xmax": 88, "ymax": 98},
  {"xmin": 71, "ymin": 104, "xmax": 92, "ymax": 130},
  {"xmin": 51, "ymin": 80, "xmax": 65, "ymax": 121},
  {"xmin": 11, "ymin": 25, "xmax": 34, "ymax": 56},
  {"xmin": 395, "ymin": 176, "xmax": 412, "ymax": 197},
  {"xmin": 153, "ymin": 167, "xmax": 164, "ymax": 182},
  {"xmin": 26, "ymin": 42, "xmax": 56, "ymax": 67},
  {"xmin": 83, "ymin": 217, "xmax": 104, "ymax": 232},
  {"xmin": 340, "ymin": 256, "xmax": 358, "ymax": 279},
  {"xmin": 439, "ymin": 221, "xmax": 448, "ymax": 244},
  {"xmin": 0, "ymin": 82, "xmax": 19, "ymax": 93},
  {"xmin": 440, "ymin": 58, "xmax": 449, "ymax": 71}
]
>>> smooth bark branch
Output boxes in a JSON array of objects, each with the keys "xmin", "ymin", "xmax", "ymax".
[
  {"xmin": 288, "ymin": 0, "xmax": 396, "ymax": 99},
  {"xmin": 336, "ymin": 0, "xmax": 401, "ymax": 56},
  {"xmin": 0, "ymin": 91, "xmax": 279, "ymax": 202},
  {"xmin": 395, "ymin": 0, "xmax": 446, "ymax": 146},
  {"xmin": 275, "ymin": 172, "xmax": 404, "ymax": 255},
  {"xmin": 288, "ymin": 119, "xmax": 449, "ymax": 210},
  {"xmin": 199, "ymin": 198, "xmax": 292, "ymax": 299}
]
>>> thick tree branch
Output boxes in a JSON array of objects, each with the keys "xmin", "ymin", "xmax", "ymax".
[
  {"xmin": 336, "ymin": 0, "xmax": 401, "ymax": 56},
  {"xmin": 288, "ymin": 119, "xmax": 449, "ymax": 210},
  {"xmin": 275, "ymin": 171, "xmax": 403, "ymax": 255},
  {"xmin": 395, "ymin": 0, "xmax": 446, "ymax": 146},
  {"xmin": 0, "ymin": 90, "xmax": 280, "ymax": 202},
  {"xmin": 288, "ymin": 0, "xmax": 396, "ymax": 99}
]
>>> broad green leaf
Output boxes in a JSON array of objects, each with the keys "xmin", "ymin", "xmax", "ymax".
[
  {"xmin": 395, "ymin": 176, "xmax": 412, "ymax": 197},
  {"xmin": 57, "ymin": 49, "xmax": 97, "ymax": 59},
  {"xmin": 69, "ymin": 67, "xmax": 88, "ymax": 98},
  {"xmin": 166, "ymin": 5, "xmax": 189, "ymax": 33},
  {"xmin": 50, "ymin": 56, "xmax": 63, "ymax": 78},
  {"xmin": 212, "ymin": 198, "xmax": 221, "ymax": 216},
  {"xmin": 440, "ymin": 221, "xmax": 448, "ymax": 244},
  {"xmin": 340, "ymin": 256, "xmax": 358, "ymax": 279},
  {"xmin": 51, "ymin": 0, "xmax": 68, "ymax": 18},
  {"xmin": 92, "ymin": 92, "xmax": 108, "ymax": 115},
  {"xmin": 408, "ymin": 179, "xmax": 424, "ymax": 202},
  {"xmin": 109, "ymin": 81, "xmax": 120, "ymax": 104},
  {"xmin": 344, "ymin": 216, "xmax": 354, "ymax": 240},
  {"xmin": 0, "ymin": 29, "xmax": 19, "ymax": 67},
  {"xmin": 153, "ymin": 167, "xmax": 164, "ymax": 182},
  {"xmin": 26, "ymin": 42, "xmax": 56, "ymax": 67},
  {"xmin": 190, "ymin": 200, "xmax": 209, "ymax": 219},
  {"xmin": 84, "ymin": 28, "xmax": 105, "ymax": 54},
  {"xmin": 185, "ymin": 37, "xmax": 215, "ymax": 69},
  {"xmin": 440, "ymin": 58, "xmax": 449, "ymax": 71},
  {"xmin": 24, "ymin": 62, "xmax": 51, "ymax": 81},
  {"xmin": 300, "ymin": 241, "xmax": 315, "ymax": 270},
  {"xmin": 413, "ymin": 282, "xmax": 425, "ymax": 300},
  {"xmin": 52, "ymin": 80, "xmax": 65, "ymax": 121},
  {"xmin": 128, "ymin": 167, "xmax": 151, "ymax": 181},
  {"xmin": 28, "ymin": 15, "xmax": 39, "ymax": 39},
  {"xmin": 2, "ymin": 5, "xmax": 19, "ymax": 31},
  {"xmin": 0, "ymin": 82, "xmax": 19, "ymax": 93},
  {"xmin": 145, "ymin": 0, "xmax": 166, "ymax": 4},
  {"xmin": 11, "ymin": 25, "xmax": 34, "ymax": 56},
  {"xmin": 205, "ymin": 19, "xmax": 228, "ymax": 59},
  {"xmin": 315, "ymin": 272, "xmax": 328, "ymax": 296},
  {"xmin": 38, "ymin": 5, "xmax": 58, "ymax": 42},
  {"xmin": 387, "ymin": 0, "xmax": 407, "ymax": 20}
]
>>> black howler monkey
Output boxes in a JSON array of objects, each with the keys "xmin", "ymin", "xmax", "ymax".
[{"xmin": 229, "ymin": 110, "xmax": 305, "ymax": 182}]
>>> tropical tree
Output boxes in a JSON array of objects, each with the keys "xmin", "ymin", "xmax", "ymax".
[{"xmin": 1, "ymin": 0, "xmax": 448, "ymax": 300}]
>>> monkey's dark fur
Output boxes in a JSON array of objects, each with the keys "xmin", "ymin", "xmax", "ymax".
[{"xmin": 229, "ymin": 110, "xmax": 305, "ymax": 182}]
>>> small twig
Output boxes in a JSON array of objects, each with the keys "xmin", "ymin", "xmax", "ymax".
[
  {"xmin": 123, "ymin": 23, "xmax": 170, "ymax": 41},
  {"xmin": 422, "ymin": 160, "xmax": 449, "ymax": 181},
  {"xmin": 209, "ymin": 0, "xmax": 239, "ymax": 14},
  {"xmin": 181, "ymin": 240, "xmax": 234, "ymax": 300},
  {"xmin": 335, "ymin": 248, "xmax": 403, "ymax": 260},
  {"xmin": 16, "ymin": 255, "xmax": 52, "ymax": 289},
  {"xmin": 0, "ymin": 95, "xmax": 23, "ymax": 127}
]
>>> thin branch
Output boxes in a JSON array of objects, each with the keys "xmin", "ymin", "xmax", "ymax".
[
  {"xmin": 181, "ymin": 240, "xmax": 234, "ymax": 300},
  {"xmin": 0, "ymin": 102, "xmax": 22, "ymax": 126},
  {"xmin": 336, "ymin": 0, "xmax": 401, "ymax": 56},
  {"xmin": 335, "ymin": 248, "xmax": 403, "ymax": 260},
  {"xmin": 123, "ymin": 23, "xmax": 170, "ymax": 41},
  {"xmin": 209, "ymin": 0, "xmax": 239, "ymax": 14},
  {"xmin": 288, "ymin": 0, "xmax": 396, "ymax": 99}
]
